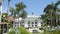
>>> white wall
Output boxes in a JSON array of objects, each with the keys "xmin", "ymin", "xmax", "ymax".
[{"xmin": 23, "ymin": 17, "xmax": 42, "ymax": 28}]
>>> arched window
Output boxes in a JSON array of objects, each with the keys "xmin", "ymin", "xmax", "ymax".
[
  {"xmin": 32, "ymin": 22, "xmax": 34, "ymax": 24},
  {"xmin": 35, "ymin": 20, "xmax": 37, "ymax": 24},
  {"xmin": 28, "ymin": 21, "xmax": 30, "ymax": 27},
  {"xmin": 28, "ymin": 21, "xmax": 30, "ymax": 24}
]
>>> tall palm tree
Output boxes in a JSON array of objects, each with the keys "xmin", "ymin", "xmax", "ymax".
[
  {"xmin": 42, "ymin": 1, "xmax": 60, "ymax": 28},
  {"xmin": 10, "ymin": 2, "xmax": 27, "ymax": 30},
  {"xmin": 10, "ymin": 2, "xmax": 27, "ymax": 18},
  {"xmin": 43, "ymin": 4, "xmax": 53, "ymax": 28},
  {"xmin": 54, "ymin": 1, "xmax": 60, "ymax": 28}
]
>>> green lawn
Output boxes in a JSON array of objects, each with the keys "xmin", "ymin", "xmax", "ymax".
[{"xmin": 40, "ymin": 29, "xmax": 60, "ymax": 34}]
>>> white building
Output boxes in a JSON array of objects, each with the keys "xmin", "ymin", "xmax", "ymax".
[{"xmin": 13, "ymin": 14, "xmax": 44, "ymax": 32}]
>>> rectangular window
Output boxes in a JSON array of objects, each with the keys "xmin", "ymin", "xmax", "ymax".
[
  {"xmin": 22, "ymin": 25, "xmax": 24, "ymax": 27},
  {"xmin": 32, "ymin": 22, "xmax": 34, "ymax": 24},
  {"xmin": 28, "ymin": 21, "xmax": 30, "ymax": 24},
  {"xmin": 35, "ymin": 25, "xmax": 37, "ymax": 27},
  {"xmin": 28, "ymin": 25, "xmax": 30, "ymax": 26},
  {"xmin": 41, "ymin": 22, "xmax": 43, "ymax": 24},
  {"xmin": 15, "ymin": 22, "xmax": 19, "ymax": 24},
  {"xmin": 28, "ymin": 24, "xmax": 30, "ymax": 27},
  {"xmin": 35, "ymin": 22, "xmax": 37, "ymax": 24}
]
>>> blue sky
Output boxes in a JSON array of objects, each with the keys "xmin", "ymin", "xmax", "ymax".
[{"xmin": 2, "ymin": 0, "xmax": 58, "ymax": 16}]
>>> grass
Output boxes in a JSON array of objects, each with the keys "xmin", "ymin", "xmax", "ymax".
[
  {"xmin": 39, "ymin": 29, "xmax": 60, "ymax": 34},
  {"xmin": 52, "ymin": 30, "xmax": 60, "ymax": 34}
]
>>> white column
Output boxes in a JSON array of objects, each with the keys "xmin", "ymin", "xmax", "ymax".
[{"xmin": 0, "ymin": 4, "xmax": 2, "ymax": 23}]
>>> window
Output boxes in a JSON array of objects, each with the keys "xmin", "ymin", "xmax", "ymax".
[
  {"xmin": 28, "ymin": 21, "xmax": 30, "ymax": 25},
  {"xmin": 32, "ymin": 25, "xmax": 33, "ymax": 27},
  {"xmin": 41, "ymin": 22, "xmax": 43, "ymax": 24},
  {"xmin": 15, "ymin": 22, "xmax": 19, "ymax": 24},
  {"xmin": 35, "ymin": 25, "xmax": 37, "ymax": 27},
  {"xmin": 21, "ymin": 20, "xmax": 24, "ymax": 23},
  {"xmin": 22, "ymin": 21, "xmax": 24, "ymax": 23},
  {"xmin": 21, "ymin": 21, "xmax": 24, "ymax": 25},
  {"xmin": 35, "ymin": 22, "xmax": 37, "ymax": 24},
  {"xmin": 15, "ymin": 25, "xmax": 16, "ymax": 27},
  {"xmin": 22, "ymin": 25, "xmax": 24, "ymax": 27},
  {"xmin": 28, "ymin": 21, "xmax": 30, "ymax": 27},
  {"xmin": 35, "ymin": 20, "xmax": 37, "ymax": 24},
  {"xmin": 28, "ymin": 25, "xmax": 30, "ymax": 27},
  {"xmin": 15, "ymin": 25, "xmax": 18, "ymax": 27},
  {"xmin": 32, "ymin": 22, "xmax": 34, "ymax": 24},
  {"xmin": 41, "ymin": 25, "xmax": 43, "ymax": 26},
  {"xmin": 33, "ymin": 30, "xmax": 38, "ymax": 33}
]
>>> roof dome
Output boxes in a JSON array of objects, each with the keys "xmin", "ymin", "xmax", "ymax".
[
  {"xmin": 27, "ymin": 14, "xmax": 40, "ymax": 18},
  {"xmin": 27, "ymin": 13, "xmax": 40, "ymax": 17}
]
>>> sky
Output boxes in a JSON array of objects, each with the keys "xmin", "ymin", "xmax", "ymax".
[{"xmin": 2, "ymin": 0, "xmax": 59, "ymax": 16}]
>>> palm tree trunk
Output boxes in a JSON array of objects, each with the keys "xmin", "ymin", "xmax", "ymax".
[
  {"xmin": 56, "ymin": 16, "xmax": 58, "ymax": 29},
  {"xmin": 51, "ymin": 16, "xmax": 52, "ymax": 29},
  {"xmin": 13, "ymin": 13, "xmax": 16, "ymax": 28},
  {"xmin": 8, "ymin": 0, "xmax": 10, "ymax": 16},
  {"xmin": 50, "ymin": 10, "xmax": 53, "ymax": 34},
  {"xmin": 56, "ymin": 10, "xmax": 59, "ymax": 29},
  {"xmin": 7, "ymin": 0, "xmax": 11, "ymax": 33}
]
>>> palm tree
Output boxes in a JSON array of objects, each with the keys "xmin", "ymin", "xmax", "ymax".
[
  {"xmin": 15, "ymin": 2, "xmax": 27, "ymax": 18},
  {"xmin": 53, "ymin": 1, "xmax": 60, "ymax": 28},
  {"xmin": 43, "ymin": 4, "xmax": 53, "ymax": 28},
  {"xmin": 10, "ymin": 2, "xmax": 27, "ymax": 30},
  {"xmin": 8, "ymin": 0, "xmax": 11, "ymax": 16},
  {"xmin": 15, "ymin": 2, "xmax": 27, "ymax": 29},
  {"xmin": 7, "ymin": 0, "xmax": 11, "ymax": 33},
  {"xmin": 42, "ymin": 1, "xmax": 60, "ymax": 28},
  {"xmin": 10, "ymin": 2, "xmax": 27, "ymax": 18}
]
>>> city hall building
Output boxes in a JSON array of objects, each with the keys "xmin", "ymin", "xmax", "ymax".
[{"xmin": 13, "ymin": 14, "xmax": 43, "ymax": 32}]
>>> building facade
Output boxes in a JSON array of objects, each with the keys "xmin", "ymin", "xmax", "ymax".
[{"xmin": 14, "ymin": 14, "xmax": 43, "ymax": 32}]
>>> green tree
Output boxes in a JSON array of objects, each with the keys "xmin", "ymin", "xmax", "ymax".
[
  {"xmin": 41, "ymin": 1, "xmax": 60, "ymax": 28},
  {"xmin": 1, "ymin": 13, "xmax": 8, "ymax": 22},
  {"xmin": 10, "ymin": 2, "xmax": 27, "ymax": 18},
  {"xmin": 10, "ymin": 2, "xmax": 27, "ymax": 28},
  {"xmin": 19, "ymin": 10, "xmax": 27, "ymax": 18},
  {"xmin": 1, "ymin": 13, "xmax": 13, "ymax": 24}
]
